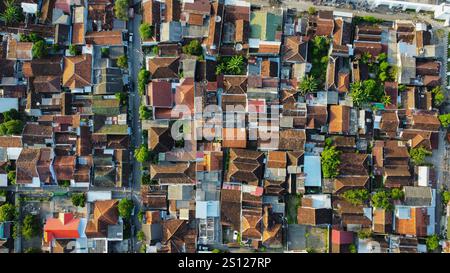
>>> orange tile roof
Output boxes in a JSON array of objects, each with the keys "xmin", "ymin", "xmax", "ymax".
[
  {"xmin": 63, "ymin": 54, "xmax": 92, "ymax": 89},
  {"xmin": 44, "ymin": 213, "xmax": 81, "ymax": 242},
  {"xmin": 396, "ymin": 207, "xmax": 429, "ymax": 237},
  {"xmin": 85, "ymin": 30, "xmax": 123, "ymax": 46},
  {"xmin": 72, "ymin": 23, "xmax": 85, "ymax": 45},
  {"xmin": 222, "ymin": 128, "xmax": 246, "ymax": 148},
  {"xmin": 329, "ymin": 105, "xmax": 350, "ymax": 134}
]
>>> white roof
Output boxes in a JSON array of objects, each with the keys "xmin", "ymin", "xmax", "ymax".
[
  {"xmin": 418, "ymin": 166, "xmax": 429, "ymax": 187},
  {"xmin": 21, "ymin": 3, "xmax": 37, "ymax": 13},
  {"xmin": 87, "ymin": 191, "xmax": 112, "ymax": 202},
  {"xmin": 0, "ymin": 173, "xmax": 7, "ymax": 187}
]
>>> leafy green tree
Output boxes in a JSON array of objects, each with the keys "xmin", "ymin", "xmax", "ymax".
[
  {"xmin": 114, "ymin": 0, "xmax": 129, "ymax": 21},
  {"xmin": 376, "ymin": 53, "xmax": 387, "ymax": 63},
  {"xmin": 0, "ymin": 203, "xmax": 16, "ymax": 222},
  {"xmin": 348, "ymin": 244, "xmax": 357, "ymax": 253},
  {"xmin": 371, "ymin": 190, "xmax": 393, "ymax": 210},
  {"xmin": 22, "ymin": 214, "xmax": 40, "ymax": 240},
  {"xmin": 134, "ymin": 144, "xmax": 150, "ymax": 163},
  {"xmin": 0, "ymin": 0, "xmax": 24, "ymax": 25},
  {"xmin": 24, "ymin": 247, "xmax": 42, "ymax": 253},
  {"xmin": 0, "ymin": 120, "xmax": 24, "ymax": 135},
  {"xmin": 398, "ymin": 84, "xmax": 406, "ymax": 92},
  {"xmin": 409, "ymin": 147, "xmax": 432, "ymax": 166},
  {"xmin": 32, "ymin": 40, "xmax": 47, "ymax": 59},
  {"xmin": 442, "ymin": 190, "xmax": 450, "ymax": 205},
  {"xmin": 137, "ymin": 230, "xmax": 146, "ymax": 242},
  {"xmin": 391, "ymin": 188, "xmax": 404, "ymax": 200},
  {"xmin": 138, "ymin": 69, "xmax": 150, "ymax": 95},
  {"xmin": 139, "ymin": 23, "xmax": 153, "ymax": 40},
  {"xmin": 439, "ymin": 113, "xmax": 450, "ymax": 127},
  {"xmin": 2, "ymin": 108, "xmax": 20, "ymax": 122},
  {"xmin": 118, "ymin": 199, "xmax": 134, "ymax": 219},
  {"xmin": 360, "ymin": 52, "xmax": 372, "ymax": 64},
  {"xmin": 381, "ymin": 95, "xmax": 391, "ymax": 106},
  {"xmin": 69, "ymin": 45, "xmax": 80, "ymax": 56},
  {"xmin": 321, "ymin": 146, "xmax": 341, "ymax": 179},
  {"xmin": 101, "ymin": 47, "xmax": 109, "ymax": 57},
  {"xmin": 7, "ymin": 171, "xmax": 15, "ymax": 185},
  {"xmin": 141, "ymin": 174, "xmax": 151, "ymax": 185},
  {"xmin": 152, "ymin": 46, "xmax": 159, "ymax": 56},
  {"xmin": 182, "ymin": 40, "xmax": 203, "ymax": 56},
  {"xmin": 357, "ymin": 229, "xmax": 372, "ymax": 239},
  {"xmin": 342, "ymin": 189, "xmax": 370, "ymax": 206},
  {"xmin": 298, "ymin": 75, "xmax": 318, "ymax": 95},
  {"xmin": 71, "ymin": 193, "xmax": 86, "ymax": 207},
  {"xmin": 307, "ymin": 6, "xmax": 317, "ymax": 15},
  {"xmin": 226, "ymin": 55, "xmax": 244, "ymax": 75},
  {"xmin": 431, "ymin": 86, "xmax": 445, "ymax": 107},
  {"xmin": 115, "ymin": 92, "xmax": 127, "ymax": 105},
  {"xmin": 215, "ymin": 62, "xmax": 226, "ymax": 75},
  {"xmin": 139, "ymin": 105, "xmax": 152, "ymax": 120},
  {"xmin": 426, "ymin": 235, "xmax": 440, "ymax": 251},
  {"xmin": 117, "ymin": 55, "xmax": 128, "ymax": 69}
]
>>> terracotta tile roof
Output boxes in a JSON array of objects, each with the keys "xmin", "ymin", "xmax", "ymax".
[
  {"xmin": 267, "ymin": 151, "xmax": 286, "ymax": 168},
  {"xmin": 142, "ymin": 0, "xmax": 160, "ymax": 25},
  {"xmin": 22, "ymin": 57, "xmax": 62, "ymax": 77},
  {"xmin": 63, "ymin": 54, "xmax": 92, "ymax": 89},
  {"xmin": 148, "ymin": 57, "xmax": 179, "ymax": 79},
  {"xmin": 85, "ymin": 30, "xmax": 123, "ymax": 46},
  {"xmin": 86, "ymin": 199, "xmax": 119, "ymax": 238},
  {"xmin": 6, "ymin": 37, "xmax": 32, "ymax": 60},
  {"xmin": 222, "ymin": 128, "xmax": 246, "ymax": 148},
  {"xmin": 148, "ymin": 80, "xmax": 173, "ymax": 108},
  {"xmin": 395, "ymin": 207, "xmax": 429, "ymax": 237},
  {"xmin": 183, "ymin": 0, "xmax": 211, "ymax": 15},
  {"xmin": 307, "ymin": 105, "xmax": 327, "ymax": 129},
  {"xmin": 242, "ymin": 214, "xmax": 262, "ymax": 240},
  {"xmin": 411, "ymin": 113, "xmax": 440, "ymax": 131},
  {"xmin": 223, "ymin": 76, "xmax": 247, "ymax": 94},
  {"xmin": 380, "ymin": 111, "xmax": 399, "ymax": 137},
  {"xmin": 175, "ymin": 78, "xmax": 195, "ymax": 113},
  {"xmin": 416, "ymin": 60, "xmax": 440, "ymax": 76},
  {"xmin": 148, "ymin": 127, "xmax": 174, "ymax": 152},
  {"xmin": 0, "ymin": 136, "xmax": 22, "ymax": 147},
  {"xmin": 316, "ymin": 11, "xmax": 334, "ymax": 36},
  {"xmin": 188, "ymin": 13, "xmax": 204, "ymax": 26},
  {"xmin": 337, "ymin": 71, "xmax": 350, "ymax": 93},
  {"xmin": 354, "ymin": 41, "xmax": 383, "ymax": 58},
  {"xmin": 328, "ymin": 105, "xmax": 350, "ymax": 134},
  {"xmin": 33, "ymin": 76, "xmax": 61, "ymax": 93},
  {"xmin": 53, "ymin": 155, "xmax": 75, "ymax": 181},
  {"xmin": 44, "ymin": 213, "xmax": 81, "ymax": 243},
  {"xmin": 150, "ymin": 163, "xmax": 196, "ymax": 184},
  {"xmin": 220, "ymin": 188, "xmax": 241, "ymax": 231},
  {"xmin": 279, "ymin": 129, "xmax": 306, "ymax": 151},
  {"xmin": 339, "ymin": 153, "xmax": 369, "ymax": 176},
  {"xmin": 72, "ymin": 23, "xmax": 85, "ymax": 45},
  {"xmin": 16, "ymin": 148, "xmax": 41, "ymax": 184},
  {"xmin": 282, "ymin": 35, "xmax": 308, "ymax": 63},
  {"xmin": 297, "ymin": 207, "xmax": 332, "ymax": 226},
  {"xmin": 333, "ymin": 176, "xmax": 369, "ymax": 194},
  {"xmin": 165, "ymin": 0, "xmax": 181, "ymax": 22}
]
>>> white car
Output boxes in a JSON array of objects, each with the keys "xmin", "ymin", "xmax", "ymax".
[
  {"xmin": 129, "ymin": 33, "xmax": 133, "ymax": 43},
  {"xmin": 233, "ymin": 230, "xmax": 239, "ymax": 241}
]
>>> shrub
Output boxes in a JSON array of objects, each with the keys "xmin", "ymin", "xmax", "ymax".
[
  {"xmin": 442, "ymin": 190, "xmax": 450, "ymax": 205},
  {"xmin": 32, "ymin": 40, "xmax": 47, "ymax": 59},
  {"xmin": 134, "ymin": 144, "xmax": 150, "ymax": 163},
  {"xmin": 114, "ymin": 0, "xmax": 129, "ymax": 21},
  {"xmin": 182, "ymin": 40, "xmax": 203, "ymax": 56},
  {"xmin": 71, "ymin": 193, "xmax": 86, "ymax": 207},
  {"xmin": 117, "ymin": 55, "xmax": 128, "ymax": 69},
  {"xmin": 0, "ymin": 203, "xmax": 16, "ymax": 221},
  {"xmin": 391, "ymin": 188, "xmax": 404, "ymax": 200},
  {"xmin": 137, "ymin": 230, "xmax": 146, "ymax": 242},
  {"xmin": 371, "ymin": 190, "xmax": 393, "ymax": 210},
  {"xmin": 101, "ymin": 47, "xmax": 109, "ymax": 57},
  {"xmin": 69, "ymin": 45, "xmax": 80, "ymax": 56},
  {"xmin": 0, "ymin": 0, "xmax": 24, "ymax": 25},
  {"xmin": 139, "ymin": 23, "xmax": 153, "ymax": 40},
  {"xmin": 426, "ymin": 235, "xmax": 440, "ymax": 251},
  {"xmin": 118, "ymin": 199, "xmax": 134, "ymax": 219},
  {"xmin": 22, "ymin": 214, "xmax": 40, "ymax": 240},
  {"xmin": 321, "ymin": 146, "xmax": 341, "ymax": 178},
  {"xmin": 139, "ymin": 105, "xmax": 152, "ymax": 120},
  {"xmin": 409, "ymin": 147, "xmax": 432, "ymax": 166},
  {"xmin": 343, "ymin": 189, "xmax": 370, "ymax": 206}
]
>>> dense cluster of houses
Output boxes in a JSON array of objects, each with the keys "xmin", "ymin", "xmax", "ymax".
[{"xmin": 1, "ymin": 0, "xmax": 450, "ymax": 254}]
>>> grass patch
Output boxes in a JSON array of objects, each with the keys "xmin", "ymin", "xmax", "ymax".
[{"xmin": 286, "ymin": 194, "xmax": 302, "ymax": 224}]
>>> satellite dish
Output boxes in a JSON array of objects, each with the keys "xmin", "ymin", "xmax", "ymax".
[
  {"xmin": 215, "ymin": 16, "xmax": 221, "ymax": 23},
  {"xmin": 235, "ymin": 43, "xmax": 243, "ymax": 51}
]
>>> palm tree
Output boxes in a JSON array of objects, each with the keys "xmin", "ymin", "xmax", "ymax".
[
  {"xmin": 298, "ymin": 75, "xmax": 318, "ymax": 95},
  {"xmin": 226, "ymin": 55, "xmax": 244, "ymax": 75},
  {"xmin": 360, "ymin": 52, "xmax": 372, "ymax": 64},
  {"xmin": 215, "ymin": 62, "xmax": 226, "ymax": 75},
  {"xmin": 382, "ymin": 95, "xmax": 391, "ymax": 106},
  {"xmin": 0, "ymin": 0, "xmax": 23, "ymax": 25}
]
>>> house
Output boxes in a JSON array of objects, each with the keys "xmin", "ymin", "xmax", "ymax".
[
  {"xmin": 160, "ymin": 219, "xmax": 197, "ymax": 253},
  {"xmin": 16, "ymin": 148, "xmax": 54, "ymax": 187},
  {"xmin": 62, "ymin": 54, "xmax": 93, "ymax": 90},
  {"xmin": 85, "ymin": 199, "xmax": 123, "ymax": 240},
  {"xmin": 297, "ymin": 194, "xmax": 332, "ymax": 226},
  {"xmin": 43, "ymin": 212, "xmax": 87, "ymax": 253},
  {"xmin": 225, "ymin": 149, "xmax": 264, "ymax": 185},
  {"xmin": 331, "ymin": 229, "xmax": 355, "ymax": 253},
  {"xmin": 328, "ymin": 105, "xmax": 351, "ymax": 135},
  {"xmin": 282, "ymin": 35, "xmax": 308, "ymax": 63},
  {"xmin": 220, "ymin": 187, "xmax": 242, "ymax": 238},
  {"xmin": 148, "ymin": 126, "xmax": 174, "ymax": 153},
  {"xmin": 147, "ymin": 57, "xmax": 180, "ymax": 79},
  {"xmin": 6, "ymin": 36, "xmax": 33, "ymax": 61},
  {"xmin": 150, "ymin": 163, "xmax": 196, "ymax": 185},
  {"xmin": 303, "ymin": 155, "xmax": 321, "ymax": 188},
  {"xmin": 142, "ymin": 211, "xmax": 163, "ymax": 244}
]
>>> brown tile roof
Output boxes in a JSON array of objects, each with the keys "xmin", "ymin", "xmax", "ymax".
[
  {"xmin": 337, "ymin": 71, "xmax": 350, "ymax": 93},
  {"xmin": 221, "ymin": 93, "xmax": 247, "ymax": 110},
  {"xmin": 267, "ymin": 151, "xmax": 286, "ymax": 169},
  {"xmin": 395, "ymin": 207, "xmax": 429, "ymax": 237},
  {"xmin": 307, "ymin": 105, "xmax": 327, "ymax": 129},
  {"xmin": 165, "ymin": 0, "xmax": 181, "ymax": 22},
  {"xmin": 329, "ymin": 105, "xmax": 350, "ymax": 134},
  {"xmin": 333, "ymin": 176, "xmax": 369, "ymax": 194},
  {"xmin": 86, "ymin": 199, "xmax": 119, "ymax": 238},
  {"xmin": 242, "ymin": 214, "xmax": 262, "ymax": 240},
  {"xmin": 188, "ymin": 13, "xmax": 204, "ymax": 26},
  {"xmin": 72, "ymin": 23, "xmax": 85, "ymax": 45},
  {"xmin": 22, "ymin": 123, "xmax": 53, "ymax": 146},
  {"xmin": 354, "ymin": 41, "xmax": 383, "ymax": 58},
  {"xmin": 316, "ymin": 11, "xmax": 334, "ymax": 36},
  {"xmin": 16, "ymin": 148, "xmax": 41, "ymax": 184},
  {"xmin": 380, "ymin": 111, "xmax": 399, "ymax": 137},
  {"xmin": 148, "ymin": 80, "xmax": 173, "ymax": 108},
  {"xmin": 85, "ymin": 30, "xmax": 123, "ymax": 46},
  {"xmin": 282, "ymin": 35, "xmax": 308, "ymax": 63},
  {"xmin": 222, "ymin": 128, "xmax": 247, "ymax": 148},
  {"xmin": 33, "ymin": 76, "xmax": 61, "ymax": 93},
  {"xmin": 220, "ymin": 188, "xmax": 241, "ymax": 231},
  {"xmin": 297, "ymin": 207, "xmax": 332, "ymax": 226},
  {"xmin": 22, "ymin": 57, "xmax": 62, "ymax": 77},
  {"xmin": 6, "ymin": 37, "xmax": 32, "ymax": 60},
  {"xmin": 53, "ymin": 155, "xmax": 75, "ymax": 181},
  {"xmin": 411, "ymin": 113, "xmax": 440, "ymax": 131},
  {"xmin": 226, "ymin": 149, "xmax": 264, "ymax": 185},
  {"xmin": 175, "ymin": 78, "xmax": 195, "ymax": 113},
  {"xmin": 279, "ymin": 129, "xmax": 306, "ymax": 151},
  {"xmin": 148, "ymin": 127, "xmax": 174, "ymax": 152},
  {"xmin": 62, "ymin": 54, "xmax": 92, "ymax": 89},
  {"xmin": 141, "ymin": 187, "xmax": 167, "ymax": 209},
  {"xmin": 416, "ymin": 60, "xmax": 440, "ymax": 76},
  {"xmin": 223, "ymin": 76, "xmax": 247, "ymax": 94},
  {"xmin": 148, "ymin": 57, "xmax": 179, "ymax": 79},
  {"xmin": 339, "ymin": 153, "xmax": 369, "ymax": 176},
  {"xmin": 0, "ymin": 136, "xmax": 22, "ymax": 147},
  {"xmin": 142, "ymin": 0, "xmax": 160, "ymax": 25},
  {"xmin": 373, "ymin": 208, "xmax": 392, "ymax": 234},
  {"xmin": 150, "ymin": 163, "xmax": 196, "ymax": 184}
]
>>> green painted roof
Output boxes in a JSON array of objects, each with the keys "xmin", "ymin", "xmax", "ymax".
[{"xmin": 250, "ymin": 11, "xmax": 282, "ymax": 41}]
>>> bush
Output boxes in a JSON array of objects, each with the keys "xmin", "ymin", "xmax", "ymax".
[
  {"xmin": 348, "ymin": 244, "xmax": 357, "ymax": 253},
  {"xmin": 321, "ymin": 146, "xmax": 341, "ymax": 178},
  {"xmin": 101, "ymin": 47, "xmax": 109, "ymax": 57},
  {"xmin": 115, "ymin": 92, "xmax": 127, "ymax": 105},
  {"xmin": 0, "ymin": 119, "xmax": 23, "ymax": 135},
  {"xmin": 426, "ymin": 235, "xmax": 440, "ymax": 251},
  {"xmin": 431, "ymin": 86, "xmax": 445, "ymax": 107},
  {"xmin": 114, "ymin": 0, "xmax": 129, "ymax": 21},
  {"xmin": 141, "ymin": 174, "xmax": 151, "ymax": 185},
  {"xmin": 298, "ymin": 75, "xmax": 318, "ymax": 95},
  {"xmin": 138, "ymin": 69, "xmax": 150, "ymax": 95},
  {"xmin": 357, "ymin": 229, "xmax": 372, "ymax": 239},
  {"xmin": 24, "ymin": 247, "xmax": 42, "ymax": 253},
  {"xmin": 134, "ymin": 144, "xmax": 150, "ymax": 163},
  {"xmin": 0, "ymin": 0, "xmax": 24, "ymax": 25},
  {"xmin": 391, "ymin": 188, "xmax": 404, "ymax": 200},
  {"xmin": 71, "ymin": 193, "xmax": 86, "ymax": 207},
  {"xmin": 59, "ymin": 180, "xmax": 70, "ymax": 187},
  {"xmin": 2, "ymin": 109, "xmax": 20, "ymax": 122},
  {"xmin": 182, "ymin": 40, "xmax": 203, "ymax": 56},
  {"xmin": 32, "ymin": 40, "xmax": 47, "ymax": 59},
  {"xmin": 0, "ymin": 203, "xmax": 16, "ymax": 222},
  {"xmin": 117, "ymin": 55, "xmax": 128, "ymax": 69},
  {"xmin": 216, "ymin": 56, "xmax": 246, "ymax": 75},
  {"xmin": 137, "ymin": 230, "xmax": 146, "ymax": 242},
  {"xmin": 139, "ymin": 23, "xmax": 153, "ymax": 40},
  {"xmin": 409, "ymin": 147, "xmax": 432, "ymax": 166},
  {"xmin": 439, "ymin": 113, "xmax": 450, "ymax": 127},
  {"xmin": 118, "ymin": 199, "xmax": 134, "ymax": 219},
  {"xmin": 307, "ymin": 6, "xmax": 317, "ymax": 15},
  {"xmin": 442, "ymin": 190, "xmax": 450, "ymax": 205},
  {"xmin": 139, "ymin": 105, "xmax": 152, "ymax": 120},
  {"xmin": 69, "ymin": 45, "xmax": 80, "ymax": 56},
  {"xmin": 22, "ymin": 214, "xmax": 40, "ymax": 240},
  {"xmin": 371, "ymin": 190, "xmax": 393, "ymax": 210},
  {"xmin": 342, "ymin": 189, "xmax": 370, "ymax": 206},
  {"xmin": 7, "ymin": 171, "xmax": 16, "ymax": 185}
]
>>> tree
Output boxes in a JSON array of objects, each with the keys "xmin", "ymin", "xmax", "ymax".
[
  {"xmin": 134, "ymin": 144, "xmax": 150, "ymax": 163},
  {"xmin": 22, "ymin": 214, "xmax": 40, "ymax": 240},
  {"xmin": 426, "ymin": 235, "xmax": 440, "ymax": 251},
  {"xmin": 298, "ymin": 75, "xmax": 318, "ymax": 95},
  {"xmin": 371, "ymin": 191, "xmax": 393, "ymax": 210},
  {"xmin": 409, "ymin": 147, "xmax": 432, "ymax": 166},
  {"xmin": 376, "ymin": 53, "xmax": 387, "ymax": 63},
  {"xmin": 141, "ymin": 174, "xmax": 151, "ymax": 185},
  {"xmin": 348, "ymin": 244, "xmax": 357, "ymax": 253},
  {"xmin": 115, "ymin": 92, "xmax": 127, "ymax": 105},
  {"xmin": 391, "ymin": 188, "xmax": 404, "ymax": 200},
  {"xmin": 114, "ymin": 0, "xmax": 129, "ymax": 21},
  {"xmin": 342, "ymin": 189, "xmax": 370, "ymax": 206},
  {"xmin": 360, "ymin": 52, "xmax": 372, "ymax": 64},
  {"xmin": 307, "ymin": 6, "xmax": 317, "ymax": 15},
  {"xmin": 59, "ymin": 180, "xmax": 70, "ymax": 187},
  {"xmin": 101, "ymin": 47, "xmax": 109, "ymax": 57},
  {"xmin": 439, "ymin": 113, "xmax": 450, "ymax": 127},
  {"xmin": 138, "ymin": 69, "xmax": 150, "ymax": 95},
  {"xmin": 398, "ymin": 84, "xmax": 406, "ymax": 92},
  {"xmin": 0, "ymin": 0, "xmax": 24, "ymax": 25},
  {"xmin": 118, "ymin": 199, "xmax": 134, "ymax": 219},
  {"xmin": 71, "ymin": 193, "xmax": 86, "ymax": 207},
  {"xmin": 0, "ymin": 119, "xmax": 24, "ymax": 135},
  {"xmin": 117, "ymin": 55, "xmax": 128, "ymax": 69},
  {"xmin": 137, "ymin": 230, "xmax": 146, "ymax": 242},
  {"xmin": 226, "ymin": 55, "xmax": 244, "ymax": 75},
  {"xmin": 442, "ymin": 190, "xmax": 450, "ymax": 205},
  {"xmin": 350, "ymin": 81, "xmax": 367, "ymax": 107},
  {"xmin": 139, "ymin": 23, "xmax": 153, "ymax": 40},
  {"xmin": 69, "ymin": 45, "xmax": 80, "ymax": 56},
  {"xmin": 431, "ymin": 86, "xmax": 445, "ymax": 107},
  {"xmin": 139, "ymin": 105, "xmax": 152, "ymax": 120},
  {"xmin": 381, "ymin": 95, "xmax": 391, "ymax": 106},
  {"xmin": 321, "ymin": 146, "xmax": 341, "ymax": 179},
  {"xmin": 0, "ymin": 203, "xmax": 16, "ymax": 222},
  {"xmin": 24, "ymin": 247, "xmax": 42, "ymax": 253},
  {"xmin": 182, "ymin": 40, "xmax": 203, "ymax": 56},
  {"xmin": 215, "ymin": 62, "xmax": 226, "ymax": 75},
  {"xmin": 7, "ymin": 171, "xmax": 15, "ymax": 185},
  {"xmin": 32, "ymin": 40, "xmax": 47, "ymax": 59},
  {"xmin": 357, "ymin": 229, "xmax": 372, "ymax": 239},
  {"xmin": 2, "ymin": 108, "xmax": 20, "ymax": 122}
]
